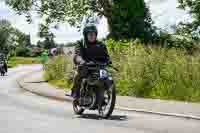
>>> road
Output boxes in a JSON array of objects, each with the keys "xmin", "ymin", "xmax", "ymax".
[{"xmin": 0, "ymin": 65, "xmax": 200, "ymax": 133}]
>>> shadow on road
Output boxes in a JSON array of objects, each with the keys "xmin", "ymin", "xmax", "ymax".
[
  {"xmin": 0, "ymin": 74, "xmax": 8, "ymax": 77},
  {"xmin": 76, "ymin": 114, "xmax": 128, "ymax": 121},
  {"xmin": 24, "ymin": 81, "xmax": 47, "ymax": 83}
]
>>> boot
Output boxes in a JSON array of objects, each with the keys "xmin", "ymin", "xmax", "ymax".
[{"xmin": 70, "ymin": 83, "xmax": 80, "ymax": 98}]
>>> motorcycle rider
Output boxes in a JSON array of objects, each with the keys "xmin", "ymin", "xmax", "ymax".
[
  {"xmin": 70, "ymin": 23, "xmax": 112, "ymax": 98},
  {"xmin": 0, "ymin": 53, "xmax": 7, "ymax": 73}
]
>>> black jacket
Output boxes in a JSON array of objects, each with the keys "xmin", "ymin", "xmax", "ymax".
[{"xmin": 73, "ymin": 40, "xmax": 111, "ymax": 65}]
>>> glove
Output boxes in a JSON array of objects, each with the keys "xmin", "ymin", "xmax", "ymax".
[
  {"xmin": 107, "ymin": 59, "xmax": 112, "ymax": 65},
  {"xmin": 87, "ymin": 61, "xmax": 95, "ymax": 65},
  {"xmin": 80, "ymin": 59, "xmax": 86, "ymax": 65},
  {"xmin": 76, "ymin": 56, "xmax": 85, "ymax": 65}
]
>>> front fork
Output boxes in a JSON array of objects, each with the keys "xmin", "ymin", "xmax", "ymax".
[
  {"xmin": 98, "ymin": 78, "xmax": 114, "ymax": 108},
  {"xmin": 96, "ymin": 80, "xmax": 107, "ymax": 111}
]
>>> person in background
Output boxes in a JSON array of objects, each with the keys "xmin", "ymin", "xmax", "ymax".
[{"xmin": 0, "ymin": 53, "xmax": 7, "ymax": 72}]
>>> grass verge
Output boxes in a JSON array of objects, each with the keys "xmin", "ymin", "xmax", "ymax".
[
  {"xmin": 43, "ymin": 41, "xmax": 200, "ymax": 103},
  {"xmin": 48, "ymin": 79, "xmax": 71, "ymax": 91},
  {"xmin": 8, "ymin": 57, "xmax": 41, "ymax": 68}
]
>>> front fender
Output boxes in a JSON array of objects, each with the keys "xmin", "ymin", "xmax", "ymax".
[{"xmin": 104, "ymin": 77, "xmax": 114, "ymax": 89}]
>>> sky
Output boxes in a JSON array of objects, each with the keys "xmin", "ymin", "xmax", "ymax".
[
  {"xmin": 0, "ymin": 0, "xmax": 190, "ymax": 44},
  {"xmin": 146, "ymin": 0, "xmax": 190, "ymax": 29}
]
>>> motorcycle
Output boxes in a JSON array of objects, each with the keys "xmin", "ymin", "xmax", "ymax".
[
  {"xmin": 0, "ymin": 62, "xmax": 6, "ymax": 76},
  {"xmin": 72, "ymin": 62, "xmax": 116, "ymax": 118}
]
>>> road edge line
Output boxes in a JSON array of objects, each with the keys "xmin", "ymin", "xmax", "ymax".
[
  {"xmin": 16, "ymin": 70, "xmax": 200, "ymax": 121},
  {"xmin": 115, "ymin": 106, "xmax": 200, "ymax": 120}
]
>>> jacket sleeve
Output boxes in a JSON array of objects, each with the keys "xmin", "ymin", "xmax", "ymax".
[
  {"xmin": 73, "ymin": 41, "xmax": 85, "ymax": 65},
  {"xmin": 101, "ymin": 42, "xmax": 112, "ymax": 63}
]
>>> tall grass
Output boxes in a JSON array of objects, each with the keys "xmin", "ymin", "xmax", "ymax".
[
  {"xmin": 44, "ymin": 40, "xmax": 200, "ymax": 102},
  {"xmin": 44, "ymin": 55, "xmax": 74, "ymax": 90},
  {"xmin": 108, "ymin": 39, "xmax": 200, "ymax": 102}
]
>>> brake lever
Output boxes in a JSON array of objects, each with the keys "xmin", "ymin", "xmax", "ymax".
[
  {"xmin": 86, "ymin": 61, "xmax": 95, "ymax": 65},
  {"xmin": 112, "ymin": 66, "xmax": 119, "ymax": 72},
  {"xmin": 108, "ymin": 64, "xmax": 119, "ymax": 72}
]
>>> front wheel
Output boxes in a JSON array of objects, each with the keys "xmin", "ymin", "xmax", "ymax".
[
  {"xmin": 1, "ymin": 71, "xmax": 5, "ymax": 76},
  {"xmin": 99, "ymin": 84, "xmax": 116, "ymax": 119},
  {"xmin": 72, "ymin": 99, "xmax": 85, "ymax": 115}
]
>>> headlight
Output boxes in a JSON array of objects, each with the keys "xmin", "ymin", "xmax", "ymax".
[{"xmin": 99, "ymin": 69, "xmax": 108, "ymax": 79}]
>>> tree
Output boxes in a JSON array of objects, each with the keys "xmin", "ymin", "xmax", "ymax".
[
  {"xmin": 36, "ymin": 40, "xmax": 43, "ymax": 48},
  {"xmin": 36, "ymin": 33, "xmax": 56, "ymax": 49},
  {"xmin": 0, "ymin": 18, "xmax": 33, "ymax": 58},
  {"xmin": 43, "ymin": 37, "xmax": 56, "ymax": 49},
  {"xmin": 5, "ymin": 0, "xmax": 155, "ymax": 40},
  {"xmin": 109, "ymin": 0, "xmax": 156, "ymax": 40},
  {"xmin": 0, "ymin": 19, "xmax": 15, "ymax": 55},
  {"xmin": 15, "ymin": 30, "xmax": 32, "ymax": 47},
  {"xmin": 0, "ymin": 19, "xmax": 35, "ymax": 58},
  {"xmin": 25, "ymin": 34, "xmax": 32, "ymax": 47},
  {"xmin": 177, "ymin": 0, "xmax": 200, "ymax": 39}
]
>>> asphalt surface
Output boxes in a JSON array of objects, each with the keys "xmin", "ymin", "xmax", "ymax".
[{"xmin": 0, "ymin": 65, "xmax": 200, "ymax": 133}]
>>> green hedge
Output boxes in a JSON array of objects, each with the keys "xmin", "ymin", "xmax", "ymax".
[{"xmin": 15, "ymin": 47, "xmax": 32, "ymax": 57}]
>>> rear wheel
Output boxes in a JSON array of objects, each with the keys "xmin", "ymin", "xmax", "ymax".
[
  {"xmin": 98, "ymin": 84, "xmax": 116, "ymax": 119},
  {"xmin": 72, "ymin": 99, "xmax": 85, "ymax": 115}
]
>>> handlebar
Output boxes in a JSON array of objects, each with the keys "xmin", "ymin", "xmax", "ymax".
[
  {"xmin": 109, "ymin": 65, "xmax": 119, "ymax": 72},
  {"xmin": 85, "ymin": 62, "xmax": 108, "ymax": 66},
  {"xmin": 80, "ymin": 61, "xmax": 119, "ymax": 72}
]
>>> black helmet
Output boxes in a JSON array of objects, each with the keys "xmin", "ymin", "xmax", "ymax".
[{"xmin": 83, "ymin": 24, "xmax": 98, "ymax": 37}]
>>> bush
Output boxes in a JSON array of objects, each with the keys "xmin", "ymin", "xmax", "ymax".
[
  {"xmin": 8, "ymin": 50, "xmax": 16, "ymax": 58},
  {"xmin": 16, "ymin": 47, "xmax": 31, "ymax": 57},
  {"xmin": 31, "ymin": 50, "xmax": 44, "ymax": 57},
  {"xmin": 157, "ymin": 32, "xmax": 195, "ymax": 50},
  {"xmin": 43, "ymin": 55, "xmax": 74, "ymax": 89},
  {"xmin": 48, "ymin": 79, "xmax": 71, "ymax": 90}
]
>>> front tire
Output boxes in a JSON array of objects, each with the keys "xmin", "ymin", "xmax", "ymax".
[
  {"xmin": 1, "ymin": 71, "xmax": 5, "ymax": 76},
  {"xmin": 72, "ymin": 99, "xmax": 85, "ymax": 115},
  {"xmin": 2, "ymin": 71, "xmax": 5, "ymax": 76},
  {"xmin": 99, "ymin": 84, "xmax": 116, "ymax": 119}
]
